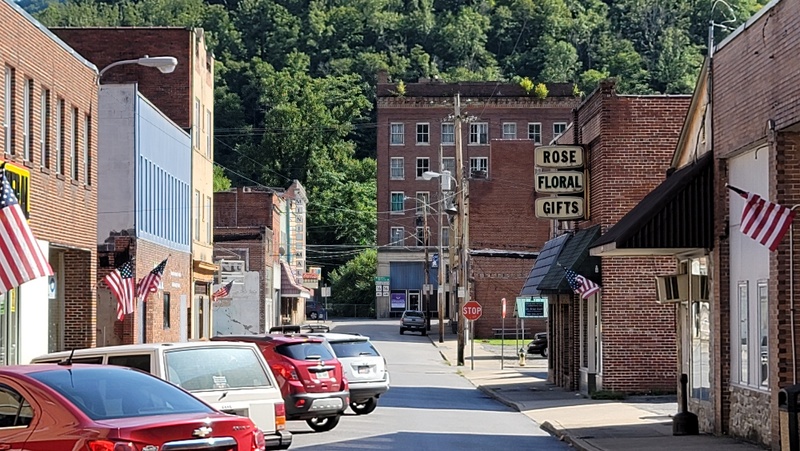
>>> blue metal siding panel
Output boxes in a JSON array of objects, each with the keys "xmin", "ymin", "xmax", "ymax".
[
  {"xmin": 390, "ymin": 262, "xmax": 424, "ymax": 289},
  {"xmin": 135, "ymin": 93, "xmax": 191, "ymax": 253}
]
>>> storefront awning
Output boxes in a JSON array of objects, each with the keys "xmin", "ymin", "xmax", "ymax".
[
  {"xmin": 537, "ymin": 225, "xmax": 602, "ymax": 294},
  {"xmin": 590, "ymin": 152, "xmax": 713, "ymax": 257},
  {"xmin": 520, "ymin": 234, "xmax": 570, "ymax": 296},
  {"xmin": 280, "ymin": 261, "xmax": 312, "ymax": 299}
]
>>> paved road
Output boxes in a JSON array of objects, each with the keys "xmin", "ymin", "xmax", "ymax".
[{"xmin": 288, "ymin": 319, "xmax": 569, "ymax": 450}]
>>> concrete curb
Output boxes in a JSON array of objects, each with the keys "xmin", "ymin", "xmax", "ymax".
[{"xmin": 540, "ymin": 421, "xmax": 601, "ymax": 451}]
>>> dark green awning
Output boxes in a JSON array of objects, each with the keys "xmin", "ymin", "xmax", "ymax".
[
  {"xmin": 520, "ymin": 234, "xmax": 570, "ymax": 296},
  {"xmin": 537, "ymin": 225, "xmax": 602, "ymax": 294}
]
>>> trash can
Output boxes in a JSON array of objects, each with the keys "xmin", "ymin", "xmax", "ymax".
[{"xmin": 779, "ymin": 384, "xmax": 800, "ymax": 451}]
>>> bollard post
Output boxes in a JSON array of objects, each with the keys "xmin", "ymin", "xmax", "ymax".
[{"xmin": 672, "ymin": 373, "xmax": 699, "ymax": 435}]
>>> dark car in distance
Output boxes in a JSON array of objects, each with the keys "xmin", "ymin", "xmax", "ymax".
[
  {"xmin": 527, "ymin": 332, "xmax": 548, "ymax": 357},
  {"xmin": 306, "ymin": 301, "xmax": 327, "ymax": 320}
]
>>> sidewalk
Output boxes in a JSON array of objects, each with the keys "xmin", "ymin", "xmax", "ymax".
[{"xmin": 427, "ymin": 321, "xmax": 764, "ymax": 451}]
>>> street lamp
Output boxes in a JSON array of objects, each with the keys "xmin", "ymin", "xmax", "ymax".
[
  {"xmin": 422, "ymin": 167, "xmax": 454, "ymax": 343},
  {"xmin": 98, "ymin": 55, "xmax": 179, "ymax": 79}
]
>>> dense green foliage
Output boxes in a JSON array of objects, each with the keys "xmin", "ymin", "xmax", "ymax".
[
  {"xmin": 27, "ymin": 0, "xmax": 763, "ymax": 286},
  {"xmin": 327, "ymin": 248, "xmax": 378, "ymax": 315}
]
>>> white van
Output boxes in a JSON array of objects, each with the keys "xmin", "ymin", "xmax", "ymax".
[{"xmin": 31, "ymin": 341, "xmax": 292, "ymax": 450}]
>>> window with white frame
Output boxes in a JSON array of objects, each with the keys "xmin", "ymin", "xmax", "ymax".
[
  {"xmin": 23, "ymin": 79, "xmax": 32, "ymax": 160},
  {"xmin": 56, "ymin": 99, "xmax": 64, "ymax": 174},
  {"xmin": 441, "ymin": 226, "xmax": 449, "ymax": 247},
  {"xmin": 415, "ymin": 226, "xmax": 429, "ymax": 246},
  {"xmin": 469, "ymin": 122, "xmax": 488, "ymax": 145},
  {"xmin": 689, "ymin": 258, "xmax": 710, "ymax": 401},
  {"xmin": 206, "ymin": 195, "xmax": 212, "ymax": 243},
  {"xmin": 758, "ymin": 280, "xmax": 768, "ymax": 387},
  {"xmin": 528, "ymin": 122, "xmax": 542, "ymax": 144},
  {"xmin": 205, "ymin": 109, "xmax": 212, "ymax": 158},
  {"xmin": 442, "ymin": 157, "xmax": 455, "ymax": 176},
  {"xmin": 390, "ymin": 227, "xmax": 404, "ymax": 246},
  {"xmin": 415, "ymin": 192, "xmax": 430, "ymax": 216},
  {"xmin": 4, "ymin": 66, "xmax": 13, "ymax": 155},
  {"xmin": 83, "ymin": 115, "xmax": 91, "ymax": 185},
  {"xmin": 441, "ymin": 123, "xmax": 454, "ymax": 145},
  {"xmin": 390, "ymin": 192, "xmax": 405, "ymax": 214},
  {"xmin": 71, "ymin": 107, "xmax": 78, "ymax": 180},
  {"xmin": 390, "ymin": 123, "xmax": 404, "ymax": 145},
  {"xmin": 194, "ymin": 98, "xmax": 200, "ymax": 148},
  {"xmin": 416, "ymin": 123, "xmax": 429, "ymax": 144},
  {"xmin": 194, "ymin": 190, "xmax": 201, "ymax": 240},
  {"xmin": 502, "ymin": 122, "xmax": 516, "ymax": 139},
  {"xmin": 470, "ymin": 157, "xmax": 488, "ymax": 177},
  {"xmin": 737, "ymin": 280, "xmax": 749, "ymax": 385},
  {"xmin": 40, "ymin": 89, "xmax": 50, "ymax": 168},
  {"xmin": 416, "ymin": 157, "xmax": 429, "ymax": 178},
  {"xmin": 390, "ymin": 157, "xmax": 404, "ymax": 179},
  {"xmin": 553, "ymin": 122, "xmax": 567, "ymax": 140}
]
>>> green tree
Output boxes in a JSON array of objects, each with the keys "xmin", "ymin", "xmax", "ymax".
[
  {"xmin": 213, "ymin": 165, "xmax": 232, "ymax": 192},
  {"xmin": 328, "ymin": 249, "xmax": 377, "ymax": 313}
]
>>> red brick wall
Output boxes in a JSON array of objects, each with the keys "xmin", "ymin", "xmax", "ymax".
[
  {"xmin": 51, "ymin": 28, "xmax": 194, "ymax": 129},
  {"xmin": 215, "ymin": 188, "xmax": 278, "ymax": 228},
  {"xmin": 0, "ymin": 2, "xmax": 98, "ymax": 347},
  {"xmin": 135, "ymin": 240, "xmax": 191, "ymax": 343}
]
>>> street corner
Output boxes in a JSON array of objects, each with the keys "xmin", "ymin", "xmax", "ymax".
[
  {"xmin": 476, "ymin": 384, "xmax": 524, "ymax": 412},
  {"xmin": 540, "ymin": 421, "xmax": 599, "ymax": 451}
]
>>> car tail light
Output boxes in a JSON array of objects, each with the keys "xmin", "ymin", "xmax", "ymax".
[
  {"xmin": 274, "ymin": 402, "xmax": 286, "ymax": 431},
  {"xmin": 251, "ymin": 428, "xmax": 266, "ymax": 451},
  {"xmin": 87, "ymin": 441, "xmax": 137, "ymax": 451},
  {"xmin": 295, "ymin": 399, "xmax": 306, "ymax": 408},
  {"xmin": 271, "ymin": 363, "xmax": 298, "ymax": 381}
]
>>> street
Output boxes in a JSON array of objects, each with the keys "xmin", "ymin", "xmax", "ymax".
[{"xmin": 288, "ymin": 319, "xmax": 569, "ymax": 450}]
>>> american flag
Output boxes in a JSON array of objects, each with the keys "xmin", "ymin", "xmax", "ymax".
[
  {"xmin": 212, "ymin": 281, "xmax": 234, "ymax": 302},
  {"xmin": 565, "ymin": 268, "xmax": 600, "ymax": 299},
  {"xmin": 137, "ymin": 258, "xmax": 168, "ymax": 303},
  {"xmin": 104, "ymin": 260, "xmax": 136, "ymax": 321},
  {"xmin": 728, "ymin": 185, "xmax": 796, "ymax": 252},
  {"xmin": 0, "ymin": 166, "xmax": 52, "ymax": 294}
]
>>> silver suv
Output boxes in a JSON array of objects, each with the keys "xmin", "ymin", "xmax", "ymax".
[
  {"xmin": 400, "ymin": 310, "xmax": 426, "ymax": 335},
  {"xmin": 304, "ymin": 333, "xmax": 390, "ymax": 415}
]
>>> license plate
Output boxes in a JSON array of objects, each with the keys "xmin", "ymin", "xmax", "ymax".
[
  {"xmin": 314, "ymin": 370, "xmax": 329, "ymax": 379},
  {"xmin": 358, "ymin": 366, "xmax": 370, "ymax": 374}
]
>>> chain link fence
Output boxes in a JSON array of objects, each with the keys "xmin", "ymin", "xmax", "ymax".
[{"xmin": 326, "ymin": 303, "xmax": 375, "ymax": 318}]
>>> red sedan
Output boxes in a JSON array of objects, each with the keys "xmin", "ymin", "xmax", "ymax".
[{"xmin": 0, "ymin": 363, "xmax": 266, "ymax": 450}]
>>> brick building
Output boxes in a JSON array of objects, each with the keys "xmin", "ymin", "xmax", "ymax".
[
  {"xmin": 52, "ymin": 27, "xmax": 218, "ymax": 341},
  {"xmin": 527, "ymin": 81, "xmax": 691, "ymax": 394},
  {"xmin": 376, "ymin": 72, "xmax": 579, "ymax": 328},
  {"xmin": 0, "ymin": 0, "xmax": 98, "ymax": 362}
]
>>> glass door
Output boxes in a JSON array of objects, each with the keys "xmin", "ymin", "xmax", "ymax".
[{"xmin": 0, "ymin": 288, "xmax": 20, "ymax": 365}]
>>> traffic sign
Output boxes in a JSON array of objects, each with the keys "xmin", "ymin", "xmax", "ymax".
[
  {"xmin": 462, "ymin": 301, "xmax": 483, "ymax": 321},
  {"xmin": 501, "ymin": 298, "xmax": 506, "ymax": 319}
]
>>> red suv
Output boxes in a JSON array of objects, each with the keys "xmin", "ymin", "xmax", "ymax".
[{"xmin": 213, "ymin": 334, "xmax": 349, "ymax": 432}]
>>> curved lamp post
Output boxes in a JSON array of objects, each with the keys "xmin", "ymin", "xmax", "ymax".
[{"xmin": 98, "ymin": 56, "xmax": 178, "ymax": 79}]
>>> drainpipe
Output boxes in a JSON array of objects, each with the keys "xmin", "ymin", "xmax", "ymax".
[{"xmin": 791, "ymin": 206, "xmax": 800, "ymax": 384}]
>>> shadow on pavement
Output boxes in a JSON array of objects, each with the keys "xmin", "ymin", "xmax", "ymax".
[
  {"xmin": 290, "ymin": 431, "xmax": 568, "ymax": 450},
  {"xmin": 377, "ymin": 386, "xmax": 514, "ymax": 412}
]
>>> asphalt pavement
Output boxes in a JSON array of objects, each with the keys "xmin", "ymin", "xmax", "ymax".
[{"xmin": 426, "ymin": 320, "xmax": 766, "ymax": 451}]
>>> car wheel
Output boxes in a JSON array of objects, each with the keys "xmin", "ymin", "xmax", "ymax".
[
  {"xmin": 309, "ymin": 311, "xmax": 318, "ymax": 320},
  {"xmin": 350, "ymin": 398, "xmax": 378, "ymax": 415},
  {"xmin": 421, "ymin": 329, "xmax": 427, "ymax": 336},
  {"xmin": 541, "ymin": 347, "xmax": 548, "ymax": 358},
  {"xmin": 400, "ymin": 328, "xmax": 404, "ymax": 335},
  {"xmin": 307, "ymin": 415, "xmax": 340, "ymax": 432}
]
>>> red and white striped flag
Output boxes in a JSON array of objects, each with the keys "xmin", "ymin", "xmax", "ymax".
[
  {"xmin": 103, "ymin": 260, "xmax": 136, "ymax": 321},
  {"xmin": 0, "ymin": 165, "xmax": 53, "ymax": 293},
  {"xmin": 137, "ymin": 258, "xmax": 168, "ymax": 303},
  {"xmin": 212, "ymin": 280, "xmax": 234, "ymax": 302},
  {"xmin": 728, "ymin": 185, "xmax": 796, "ymax": 251}
]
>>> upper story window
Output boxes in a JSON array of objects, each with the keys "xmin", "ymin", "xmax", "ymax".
[
  {"xmin": 194, "ymin": 189, "xmax": 201, "ymax": 240},
  {"xmin": 205, "ymin": 109, "xmax": 212, "ymax": 158},
  {"xmin": 56, "ymin": 98, "xmax": 64, "ymax": 175},
  {"xmin": 4, "ymin": 66, "xmax": 14, "ymax": 155},
  {"xmin": 71, "ymin": 107, "xmax": 79, "ymax": 180},
  {"xmin": 416, "ymin": 123, "xmax": 430, "ymax": 145},
  {"xmin": 415, "ymin": 192, "xmax": 430, "ymax": 216},
  {"xmin": 390, "ymin": 157, "xmax": 404, "ymax": 179},
  {"xmin": 441, "ymin": 226, "xmax": 450, "ymax": 247},
  {"xmin": 390, "ymin": 123, "xmax": 404, "ymax": 145},
  {"xmin": 416, "ymin": 157, "xmax": 429, "ymax": 178},
  {"xmin": 40, "ymin": 89, "xmax": 50, "ymax": 169},
  {"xmin": 528, "ymin": 123, "xmax": 542, "ymax": 144},
  {"xmin": 390, "ymin": 227, "xmax": 404, "ymax": 246},
  {"xmin": 194, "ymin": 98, "xmax": 201, "ymax": 148},
  {"xmin": 553, "ymin": 122, "xmax": 567, "ymax": 140},
  {"xmin": 441, "ymin": 123, "xmax": 454, "ymax": 145},
  {"xmin": 83, "ymin": 115, "xmax": 91, "ymax": 185},
  {"xmin": 23, "ymin": 79, "xmax": 33, "ymax": 161},
  {"xmin": 442, "ymin": 157, "xmax": 455, "ymax": 176},
  {"xmin": 502, "ymin": 122, "xmax": 516, "ymax": 139},
  {"xmin": 470, "ymin": 157, "xmax": 488, "ymax": 178},
  {"xmin": 390, "ymin": 191, "xmax": 405, "ymax": 214},
  {"xmin": 469, "ymin": 122, "xmax": 488, "ymax": 145}
]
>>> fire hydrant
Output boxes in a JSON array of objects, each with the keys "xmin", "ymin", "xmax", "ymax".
[{"xmin": 518, "ymin": 348, "xmax": 526, "ymax": 367}]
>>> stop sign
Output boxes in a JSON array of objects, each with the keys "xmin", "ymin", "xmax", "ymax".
[{"xmin": 462, "ymin": 301, "xmax": 483, "ymax": 321}]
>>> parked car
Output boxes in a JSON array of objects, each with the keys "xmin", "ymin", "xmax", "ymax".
[
  {"xmin": 400, "ymin": 310, "xmax": 427, "ymax": 335},
  {"xmin": 527, "ymin": 332, "xmax": 548, "ymax": 357},
  {"xmin": 212, "ymin": 334, "xmax": 348, "ymax": 432},
  {"xmin": 0, "ymin": 363, "xmax": 266, "ymax": 450},
  {"xmin": 306, "ymin": 301, "xmax": 327, "ymax": 320},
  {"xmin": 303, "ymin": 333, "xmax": 390, "ymax": 415},
  {"xmin": 31, "ymin": 341, "xmax": 291, "ymax": 450}
]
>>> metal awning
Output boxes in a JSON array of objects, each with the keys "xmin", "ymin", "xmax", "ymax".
[
  {"xmin": 537, "ymin": 226, "xmax": 602, "ymax": 294},
  {"xmin": 519, "ymin": 234, "xmax": 570, "ymax": 296},
  {"xmin": 590, "ymin": 152, "xmax": 713, "ymax": 257},
  {"xmin": 280, "ymin": 261, "xmax": 312, "ymax": 299}
]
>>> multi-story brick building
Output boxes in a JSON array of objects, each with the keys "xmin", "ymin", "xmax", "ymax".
[
  {"xmin": 376, "ymin": 72, "xmax": 579, "ymax": 327},
  {"xmin": 52, "ymin": 27, "xmax": 218, "ymax": 340},
  {"xmin": 529, "ymin": 81, "xmax": 691, "ymax": 394},
  {"xmin": 0, "ymin": 0, "xmax": 98, "ymax": 362}
]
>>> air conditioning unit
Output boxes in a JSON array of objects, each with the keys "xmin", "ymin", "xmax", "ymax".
[
  {"xmin": 242, "ymin": 187, "xmax": 253, "ymax": 193},
  {"xmin": 655, "ymin": 274, "xmax": 709, "ymax": 304},
  {"xmin": 471, "ymin": 169, "xmax": 488, "ymax": 179}
]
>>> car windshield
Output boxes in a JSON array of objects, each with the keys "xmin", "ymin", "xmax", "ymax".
[
  {"xmin": 164, "ymin": 346, "xmax": 272, "ymax": 391},
  {"xmin": 30, "ymin": 366, "xmax": 215, "ymax": 420},
  {"xmin": 404, "ymin": 311, "xmax": 424, "ymax": 318},
  {"xmin": 276, "ymin": 342, "xmax": 335, "ymax": 361},
  {"xmin": 329, "ymin": 341, "xmax": 379, "ymax": 358}
]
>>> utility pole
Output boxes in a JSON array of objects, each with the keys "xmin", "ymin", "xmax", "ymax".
[
  {"xmin": 454, "ymin": 93, "xmax": 466, "ymax": 366},
  {"xmin": 423, "ymin": 199, "xmax": 431, "ymax": 331},
  {"xmin": 438, "ymin": 144, "xmax": 445, "ymax": 343}
]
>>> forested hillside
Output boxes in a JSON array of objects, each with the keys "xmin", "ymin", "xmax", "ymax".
[{"xmin": 24, "ymin": 0, "xmax": 763, "ymax": 281}]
